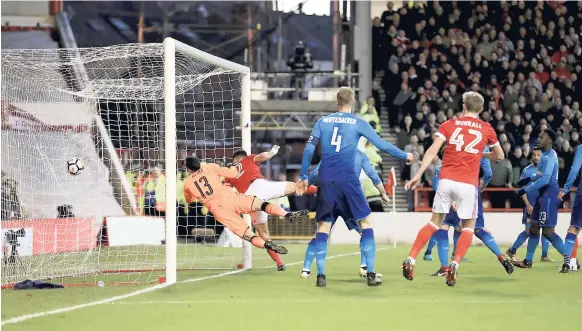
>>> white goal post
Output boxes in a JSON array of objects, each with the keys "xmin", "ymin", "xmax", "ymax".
[
  {"xmin": 0, "ymin": 38, "xmax": 252, "ymax": 287},
  {"xmin": 163, "ymin": 38, "xmax": 253, "ymax": 284}
]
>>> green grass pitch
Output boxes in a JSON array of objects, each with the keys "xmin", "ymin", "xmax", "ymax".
[{"xmin": 2, "ymin": 244, "xmax": 579, "ymax": 331}]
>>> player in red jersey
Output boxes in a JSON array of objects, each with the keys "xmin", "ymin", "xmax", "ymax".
[
  {"xmin": 401, "ymin": 91, "xmax": 505, "ymax": 287},
  {"xmin": 226, "ymin": 146, "xmax": 316, "ymax": 270}
]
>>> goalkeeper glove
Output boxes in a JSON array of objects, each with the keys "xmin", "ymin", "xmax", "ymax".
[
  {"xmin": 515, "ymin": 188, "xmax": 526, "ymax": 197},
  {"xmin": 270, "ymin": 145, "xmax": 280, "ymax": 155},
  {"xmin": 517, "ymin": 177, "xmax": 532, "ymax": 187}
]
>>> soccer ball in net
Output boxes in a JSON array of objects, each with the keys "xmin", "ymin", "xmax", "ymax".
[{"xmin": 67, "ymin": 157, "xmax": 85, "ymax": 175}]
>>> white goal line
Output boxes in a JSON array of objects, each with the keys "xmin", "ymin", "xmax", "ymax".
[{"xmin": 2, "ymin": 248, "xmax": 388, "ymax": 326}]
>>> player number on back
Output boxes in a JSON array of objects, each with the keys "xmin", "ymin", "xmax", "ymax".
[
  {"xmin": 194, "ymin": 176, "xmax": 214, "ymax": 199},
  {"xmin": 331, "ymin": 127, "xmax": 342, "ymax": 152},
  {"xmin": 449, "ymin": 128, "xmax": 482, "ymax": 154}
]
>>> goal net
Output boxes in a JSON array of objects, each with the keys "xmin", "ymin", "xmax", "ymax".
[{"xmin": 1, "ymin": 38, "xmax": 251, "ymax": 286}]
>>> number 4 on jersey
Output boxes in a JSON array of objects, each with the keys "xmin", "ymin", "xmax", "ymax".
[
  {"xmin": 331, "ymin": 127, "xmax": 342, "ymax": 152},
  {"xmin": 450, "ymin": 128, "xmax": 482, "ymax": 154}
]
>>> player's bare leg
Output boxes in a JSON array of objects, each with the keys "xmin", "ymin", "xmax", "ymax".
[
  {"xmin": 445, "ymin": 218, "xmax": 476, "ymax": 287},
  {"xmin": 403, "ymin": 212, "xmax": 446, "ymax": 281},
  {"xmin": 252, "ymin": 212, "xmax": 286, "ymax": 271}
]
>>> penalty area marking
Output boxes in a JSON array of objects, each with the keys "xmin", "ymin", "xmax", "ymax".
[{"xmin": 1, "ymin": 248, "xmax": 384, "ymax": 326}]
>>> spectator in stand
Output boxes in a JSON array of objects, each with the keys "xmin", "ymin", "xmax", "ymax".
[
  {"xmin": 365, "ymin": 140, "xmax": 383, "ymax": 180},
  {"xmin": 381, "ymin": 2, "xmax": 396, "ymax": 27},
  {"xmin": 489, "ymin": 152, "xmax": 514, "ymax": 208},
  {"xmin": 360, "ymin": 96, "xmax": 382, "ymax": 133},
  {"xmin": 404, "ymin": 134, "xmax": 419, "ymax": 156},
  {"xmin": 509, "ymin": 147, "xmax": 528, "ymax": 186},
  {"xmin": 371, "ymin": 1, "xmax": 581, "ymax": 209},
  {"xmin": 392, "ymin": 82, "xmax": 412, "ymax": 127}
]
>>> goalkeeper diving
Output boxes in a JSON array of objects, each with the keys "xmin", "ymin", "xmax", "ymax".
[
  {"xmin": 225, "ymin": 145, "xmax": 318, "ymax": 270},
  {"xmin": 183, "ymin": 157, "xmax": 308, "ymax": 253},
  {"xmin": 299, "ymin": 149, "xmax": 390, "ymax": 279}
]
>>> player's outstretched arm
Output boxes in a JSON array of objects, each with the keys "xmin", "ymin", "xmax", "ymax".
[
  {"xmin": 561, "ymin": 145, "xmax": 582, "ymax": 198},
  {"xmin": 358, "ymin": 120, "xmax": 412, "ymax": 161},
  {"xmin": 216, "ymin": 165, "xmax": 238, "ymax": 179},
  {"xmin": 405, "ymin": 136, "xmax": 445, "ymax": 191},
  {"xmin": 480, "ymin": 149, "xmax": 493, "ymax": 189},
  {"xmin": 361, "ymin": 153, "xmax": 389, "ymax": 203},
  {"xmin": 253, "ymin": 145, "xmax": 280, "ymax": 163},
  {"xmin": 306, "ymin": 162, "xmax": 321, "ymax": 186},
  {"xmin": 432, "ymin": 165, "xmax": 441, "ymax": 192},
  {"xmin": 298, "ymin": 123, "xmax": 321, "ymax": 194}
]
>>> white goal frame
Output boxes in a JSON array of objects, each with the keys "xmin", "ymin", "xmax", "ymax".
[{"xmin": 163, "ymin": 38, "xmax": 252, "ymax": 285}]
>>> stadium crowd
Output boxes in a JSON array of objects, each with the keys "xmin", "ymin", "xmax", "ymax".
[{"xmin": 371, "ymin": 1, "xmax": 582, "ymax": 208}]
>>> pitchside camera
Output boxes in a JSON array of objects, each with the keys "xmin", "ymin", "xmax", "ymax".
[
  {"xmin": 4, "ymin": 228, "xmax": 25, "ymax": 245},
  {"xmin": 287, "ymin": 41, "xmax": 313, "ymax": 71}
]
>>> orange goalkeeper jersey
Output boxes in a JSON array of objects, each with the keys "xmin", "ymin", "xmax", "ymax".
[{"xmin": 184, "ymin": 164, "xmax": 238, "ymax": 209}]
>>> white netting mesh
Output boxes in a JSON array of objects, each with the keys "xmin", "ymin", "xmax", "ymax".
[{"xmin": 1, "ymin": 43, "xmax": 245, "ymax": 285}]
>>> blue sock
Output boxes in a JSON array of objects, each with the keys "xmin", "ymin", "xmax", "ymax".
[
  {"xmin": 360, "ymin": 228, "xmax": 376, "ymax": 273},
  {"xmin": 563, "ymin": 233, "xmax": 577, "ymax": 258},
  {"xmin": 436, "ymin": 229, "xmax": 449, "ymax": 267},
  {"xmin": 541, "ymin": 236, "xmax": 550, "ymax": 257},
  {"xmin": 425, "ymin": 233, "xmax": 437, "ymax": 255},
  {"xmin": 511, "ymin": 231, "xmax": 528, "ymax": 251},
  {"xmin": 452, "ymin": 230, "xmax": 461, "ymax": 255},
  {"xmin": 544, "ymin": 232, "xmax": 567, "ymax": 256},
  {"xmin": 476, "ymin": 229, "xmax": 503, "ymax": 257},
  {"xmin": 302, "ymin": 238, "xmax": 317, "ymax": 271},
  {"xmin": 525, "ymin": 233, "xmax": 540, "ymax": 261},
  {"xmin": 315, "ymin": 232, "xmax": 328, "ymax": 275},
  {"xmin": 359, "ymin": 240, "xmax": 367, "ymax": 267}
]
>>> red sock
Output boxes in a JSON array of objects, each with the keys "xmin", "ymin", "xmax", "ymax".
[
  {"xmin": 267, "ymin": 250, "xmax": 284, "ymax": 266},
  {"xmin": 304, "ymin": 185, "xmax": 318, "ymax": 195},
  {"xmin": 453, "ymin": 229, "xmax": 474, "ymax": 264},
  {"xmin": 264, "ymin": 203, "xmax": 287, "ymax": 217},
  {"xmin": 250, "ymin": 236, "xmax": 265, "ymax": 249},
  {"xmin": 409, "ymin": 223, "xmax": 438, "ymax": 259},
  {"xmin": 572, "ymin": 237, "xmax": 579, "ymax": 259}
]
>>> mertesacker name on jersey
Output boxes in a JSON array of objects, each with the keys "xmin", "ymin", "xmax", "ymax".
[
  {"xmin": 322, "ymin": 117, "xmax": 357, "ymax": 124},
  {"xmin": 454, "ymin": 120, "xmax": 483, "ymax": 129}
]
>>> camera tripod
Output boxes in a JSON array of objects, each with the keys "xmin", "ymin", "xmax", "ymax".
[{"xmin": 2, "ymin": 242, "xmax": 25, "ymax": 277}]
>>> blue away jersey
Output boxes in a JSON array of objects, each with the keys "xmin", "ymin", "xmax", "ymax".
[
  {"xmin": 308, "ymin": 150, "xmax": 381, "ymax": 186},
  {"xmin": 300, "ymin": 112, "xmax": 407, "ymax": 183},
  {"xmin": 432, "ymin": 147, "xmax": 492, "ymax": 191},
  {"xmin": 521, "ymin": 164, "xmax": 540, "ymax": 203},
  {"xmin": 562, "ymin": 145, "xmax": 582, "ymax": 195},
  {"xmin": 524, "ymin": 148, "xmax": 559, "ymax": 196}
]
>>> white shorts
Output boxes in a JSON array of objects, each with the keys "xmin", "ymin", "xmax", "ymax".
[
  {"xmin": 433, "ymin": 179, "xmax": 479, "ymax": 220},
  {"xmin": 244, "ymin": 179, "xmax": 290, "ymax": 224}
]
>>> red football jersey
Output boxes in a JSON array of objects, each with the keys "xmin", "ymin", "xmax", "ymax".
[
  {"xmin": 436, "ymin": 116, "xmax": 499, "ymax": 187},
  {"xmin": 225, "ymin": 155, "xmax": 264, "ymax": 193}
]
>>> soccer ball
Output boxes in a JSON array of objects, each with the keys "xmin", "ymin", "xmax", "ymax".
[{"xmin": 67, "ymin": 157, "xmax": 85, "ymax": 175}]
